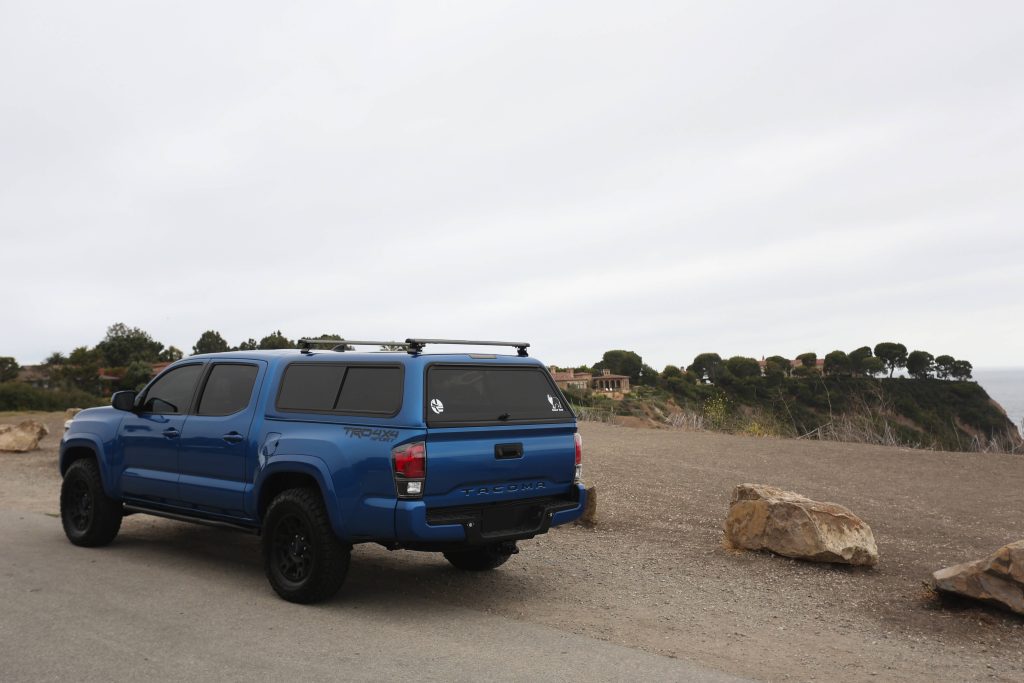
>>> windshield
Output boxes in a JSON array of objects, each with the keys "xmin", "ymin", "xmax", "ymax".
[{"xmin": 425, "ymin": 365, "xmax": 574, "ymax": 426}]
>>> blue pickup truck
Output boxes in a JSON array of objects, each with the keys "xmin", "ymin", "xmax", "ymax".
[{"xmin": 59, "ymin": 338, "xmax": 586, "ymax": 603}]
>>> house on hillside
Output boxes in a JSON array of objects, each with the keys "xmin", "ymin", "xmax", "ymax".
[
  {"xmin": 16, "ymin": 365, "xmax": 50, "ymax": 389},
  {"xmin": 548, "ymin": 367, "xmax": 631, "ymax": 397},
  {"xmin": 549, "ymin": 367, "xmax": 592, "ymax": 391},
  {"xmin": 592, "ymin": 368, "xmax": 630, "ymax": 393}
]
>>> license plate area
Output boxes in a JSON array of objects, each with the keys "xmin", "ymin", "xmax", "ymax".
[{"xmin": 481, "ymin": 503, "xmax": 544, "ymax": 535}]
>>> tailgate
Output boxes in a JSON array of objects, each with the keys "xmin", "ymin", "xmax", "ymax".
[{"xmin": 423, "ymin": 424, "xmax": 577, "ymax": 508}]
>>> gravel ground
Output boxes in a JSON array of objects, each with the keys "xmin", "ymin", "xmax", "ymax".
[{"xmin": 2, "ymin": 412, "xmax": 1022, "ymax": 682}]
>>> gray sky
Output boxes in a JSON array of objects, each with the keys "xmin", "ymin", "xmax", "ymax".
[{"xmin": 2, "ymin": 1, "xmax": 1022, "ymax": 370}]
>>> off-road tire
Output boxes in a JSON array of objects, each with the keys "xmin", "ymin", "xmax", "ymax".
[
  {"xmin": 443, "ymin": 544, "xmax": 514, "ymax": 571},
  {"xmin": 262, "ymin": 487, "xmax": 350, "ymax": 604},
  {"xmin": 60, "ymin": 458, "xmax": 123, "ymax": 547}
]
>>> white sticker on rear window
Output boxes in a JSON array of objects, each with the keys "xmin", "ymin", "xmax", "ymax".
[
  {"xmin": 430, "ymin": 398, "xmax": 444, "ymax": 414},
  {"xmin": 547, "ymin": 394, "xmax": 564, "ymax": 412}
]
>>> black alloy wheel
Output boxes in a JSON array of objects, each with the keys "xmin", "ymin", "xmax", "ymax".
[
  {"xmin": 60, "ymin": 458, "xmax": 123, "ymax": 547},
  {"xmin": 261, "ymin": 487, "xmax": 350, "ymax": 603},
  {"xmin": 271, "ymin": 513, "xmax": 314, "ymax": 585}
]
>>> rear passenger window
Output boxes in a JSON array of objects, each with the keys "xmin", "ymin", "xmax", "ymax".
[
  {"xmin": 197, "ymin": 364, "xmax": 259, "ymax": 416},
  {"xmin": 336, "ymin": 367, "xmax": 402, "ymax": 414},
  {"xmin": 276, "ymin": 364, "xmax": 402, "ymax": 415},
  {"xmin": 276, "ymin": 365, "xmax": 346, "ymax": 412}
]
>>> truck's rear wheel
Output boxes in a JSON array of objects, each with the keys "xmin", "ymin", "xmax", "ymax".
[
  {"xmin": 60, "ymin": 458, "xmax": 122, "ymax": 547},
  {"xmin": 262, "ymin": 487, "xmax": 350, "ymax": 604},
  {"xmin": 443, "ymin": 543, "xmax": 515, "ymax": 571}
]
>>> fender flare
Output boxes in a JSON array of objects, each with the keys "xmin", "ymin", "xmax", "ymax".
[
  {"xmin": 254, "ymin": 456, "xmax": 347, "ymax": 539},
  {"xmin": 60, "ymin": 436, "xmax": 116, "ymax": 497}
]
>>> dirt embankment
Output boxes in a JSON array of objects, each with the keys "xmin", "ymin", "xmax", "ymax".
[{"xmin": 2, "ymin": 412, "xmax": 1022, "ymax": 682}]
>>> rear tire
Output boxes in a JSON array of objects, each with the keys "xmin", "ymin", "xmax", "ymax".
[
  {"xmin": 60, "ymin": 458, "xmax": 122, "ymax": 547},
  {"xmin": 262, "ymin": 487, "xmax": 350, "ymax": 604},
  {"xmin": 443, "ymin": 544, "xmax": 514, "ymax": 571}
]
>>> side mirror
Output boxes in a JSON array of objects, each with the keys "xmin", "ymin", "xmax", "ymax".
[{"xmin": 111, "ymin": 390, "xmax": 138, "ymax": 412}]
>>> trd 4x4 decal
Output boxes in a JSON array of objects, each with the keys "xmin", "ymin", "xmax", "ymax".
[{"xmin": 344, "ymin": 427, "xmax": 400, "ymax": 442}]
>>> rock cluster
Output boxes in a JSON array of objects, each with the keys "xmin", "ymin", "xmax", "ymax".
[
  {"xmin": 0, "ymin": 420, "xmax": 49, "ymax": 452},
  {"xmin": 724, "ymin": 483, "xmax": 878, "ymax": 566},
  {"xmin": 932, "ymin": 541, "xmax": 1024, "ymax": 615}
]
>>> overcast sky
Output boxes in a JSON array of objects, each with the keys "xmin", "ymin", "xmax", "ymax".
[{"xmin": 2, "ymin": 1, "xmax": 1022, "ymax": 370}]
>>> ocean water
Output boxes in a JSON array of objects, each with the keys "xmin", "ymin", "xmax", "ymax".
[{"xmin": 973, "ymin": 368, "xmax": 1024, "ymax": 431}]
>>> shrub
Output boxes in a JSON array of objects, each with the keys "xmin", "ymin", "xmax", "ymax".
[{"xmin": 0, "ymin": 382, "xmax": 103, "ymax": 412}]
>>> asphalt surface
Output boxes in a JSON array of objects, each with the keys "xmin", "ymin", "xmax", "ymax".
[{"xmin": 0, "ymin": 510, "xmax": 745, "ymax": 682}]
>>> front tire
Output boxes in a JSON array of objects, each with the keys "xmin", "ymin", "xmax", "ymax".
[
  {"xmin": 443, "ymin": 543, "xmax": 515, "ymax": 571},
  {"xmin": 60, "ymin": 458, "xmax": 123, "ymax": 547},
  {"xmin": 262, "ymin": 487, "xmax": 350, "ymax": 604}
]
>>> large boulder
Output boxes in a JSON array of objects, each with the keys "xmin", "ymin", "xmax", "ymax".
[
  {"xmin": 932, "ymin": 541, "xmax": 1024, "ymax": 615},
  {"xmin": 0, "ymin": 420, "xmax": 49, "ymax": 452},
  {"xmin": 64, "ymin": 408, "xmax": 83, "ymax": 419},
  {"xmin": 724, "ymin": 483, "xmax": 879, "ymax": 566}
]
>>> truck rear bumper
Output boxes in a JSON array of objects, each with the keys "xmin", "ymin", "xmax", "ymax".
[{"xmin": 394, "ymin": 484, "xmax": 586, "ymax": 549}]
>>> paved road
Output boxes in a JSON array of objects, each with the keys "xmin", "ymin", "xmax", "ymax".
[{"xmin": 0, "ymin": 510, "xmax": 745, "ymax": 682}]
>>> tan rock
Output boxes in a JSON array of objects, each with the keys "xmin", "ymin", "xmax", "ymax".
[
  {"xmin": 932, "ymin": 541, "xmax": 1024, "ymax": 615},
  {"xmin": 576, "ymin": 485, "xmax": 597, "ymax": 527},
  {"xmin": 64, "ymin": 408, "xmax": 83, "ymax": 419},
  {"xmin": 724, "ymin": 483, "xmax": 879, "ymax": 566},
  {"xmin": 0, "ymin": 420, "xmax": 49, "ymax": 452}
]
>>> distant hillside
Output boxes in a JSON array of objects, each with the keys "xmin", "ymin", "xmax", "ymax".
[{"xmin": 565, "ymin": 377, "xmax": 1022, "ymax": 454}]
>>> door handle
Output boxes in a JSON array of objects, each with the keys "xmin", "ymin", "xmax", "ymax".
[
  {"xmin": 162, "ymin": 428, "xmax": 180, "ymax": 439},
  {"xmin": 495, "ymin": 443, "xmax": 523, "ymax": 459},
  {"xmin": 222, "ymin": 432, "xmax": 245, "ymax": 444}
]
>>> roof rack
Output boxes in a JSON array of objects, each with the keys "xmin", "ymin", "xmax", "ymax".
[
  {"xmin": 404, "ymin": 338, "xmax": 530, "ymax": 357},
  {"xmin": 298, "ymin": 339, "xmax": 409, "ymax": 354}
]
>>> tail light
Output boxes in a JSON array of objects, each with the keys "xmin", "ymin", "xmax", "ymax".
[
  {"xmin": 392, "ymin": 441, "xmax": 426, "ymax": 498},
  {"xmin": 573, "ymin": 432, "xmax": 583, "ymax": 484}
]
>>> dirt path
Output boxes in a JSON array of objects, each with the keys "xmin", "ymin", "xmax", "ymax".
[{"xmin": 2, "ymin": 413, "xmax": 1022, "ymax": 681}]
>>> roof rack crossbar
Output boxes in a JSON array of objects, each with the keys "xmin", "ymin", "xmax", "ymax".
[
  {"xmin": 404, "ymin": 338, "xmax": 530, "ymax": 357},
  {"xmin": 297, "ymin": 339, "xmax": 409, "ymax": 354}
]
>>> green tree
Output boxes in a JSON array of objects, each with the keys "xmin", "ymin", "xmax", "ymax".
[
  {"xmin": 796, "ymin": 352, "xmax": 817, "ymax": 368},
  {"xmin": 861, "ymin": 356, "xmax": 885, "ymax": 377},
  {"xmin": 258, "ymin": 330, "xmax": 294, "ymax": 350},
  {"xmin": 160, "ymin": 346, "xmax": 183, "ymax": 362},
  {"xmin": 764, "ymin": 356, "xmax": 791, "ymax": 378},
  {"xmin": 951, "ymin": 359, "xmax": 973, "ymax": 381},
  {"xmin": 45, "ymin": 352, "xmax": 66, "ymax": 366},
  {"xmin": 687, "ymin": 353, "xmax": 723, "ymax": 384},
  {"xmin": 95, "ymin": 323, "xmax": 164, "ymax": 367},
  {"xmin": 192, "ymin": 330, "xmax": 230, "ymax": 355},
  {"xmin": 661, "ymin": 365, "xmax": 683, "ymax": 380},
  {"xmin": 593, "ymin": 350, "xmax": 644, "ymax": 384},
  {"xmin": 121, "ymin": 360, "xmax": 155, "ymax": 391},
  {"xmin": 934, "ymin": 355, "xmax": 956, "ymax": 380},
  {"xmin": 792, "ymin": 365, "xmax": 820, "ymax": 377},
  {"xmin": 724, "ymin": 356, "xmax": 761, "ymax": 379},
  {"xmin": 52, "ymin": 346, "xmax": 100, "ymax": 393},
  {"xmin": 906, "ymin": 350, "xmax": 934, "ymax": 379},
  {"xmin": 848, "ymin": 346, "xmax": 873, "ymax": 376},
  {"xmin": 824, "ymin": 350, "xmax": 850, "ymax": 376},
  {"xmin": 873, "ymin": 342, "xmax": 908, "ymax": 378},
  {"xmin": 637, "ymin": 363, "xmax": 660, "ymax": 387},
  {"xmin": 0, "ymin": 357, "xmax": 19, "ymax": 382},
  {"xmin": 235, "ymin": 338, "xmax": 259, "ymax": 351}
]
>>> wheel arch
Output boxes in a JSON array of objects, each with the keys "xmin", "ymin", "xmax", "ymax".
[
  {"xmin": 60, "ymin": 437, "xmax": 116, "ymax": 497},
  {"xmin": 255, "ymin": 458, "xmax": 345, "ymax": 539}
]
